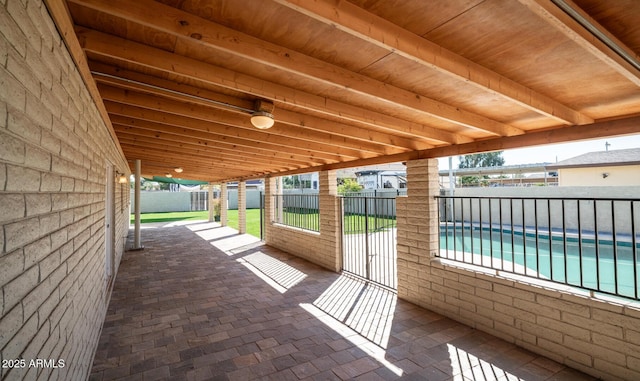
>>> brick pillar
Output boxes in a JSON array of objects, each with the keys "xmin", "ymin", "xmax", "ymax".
[
  {"xmin": 238, "ymin": 180, "xmax": 247, "ymax": 234},
  {"xmin": 318, "ymin": 170, "xmax": 341, "ymax": 272},
  {"xmin": 208, "ymin": 183, "xmax": 214, "ymax": 222},
  {"xmin": 396, "ymin": 158, "xmax": 440, "ymax": 308},
  {"xmin": 263, "ymin": 176, "xmax": 276, "ymax": 242},
  {"xmin": 220, "ymin": 183, "xmax": 228, "ymax": 226},
  {"xmin": 276, "ymin": 177, "xmax": 284, "ymax": 222}
]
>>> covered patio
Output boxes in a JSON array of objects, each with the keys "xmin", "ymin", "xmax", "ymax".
[
  {"xmin": 90, "ymin": 223, "xmax": 594, "ymax": 380},
  {"xmin": 2, "ymin": 1, "xmax": 640, "ymax": 380}
]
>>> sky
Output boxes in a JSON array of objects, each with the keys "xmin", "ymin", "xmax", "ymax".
[{"xmin": 437, "ymin": 133, "xmax": 640, "ymax": 170}]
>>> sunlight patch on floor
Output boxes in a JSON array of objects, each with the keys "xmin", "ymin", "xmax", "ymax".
[
  {"xmin": 313, "ymin": 275, "xmax": 396, "ymax": 348},
  {"xmin": 236, "ymin": 251, "xmax": 307, "ymax": 293},
  {"xmin": 448, "ymin": 344, "xmax": 522, "ymax": 381},
  {"xmin": 192, "ymin": 227, "xmax": 237, "ymax": 242},
  {"xmin": 300, "ymin": 302, "xmax": 403, "ymax": 377}
]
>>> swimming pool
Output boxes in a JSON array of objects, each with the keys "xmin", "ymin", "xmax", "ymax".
[{"xmin": 439, "ymin": 225, "xmax": 640, "ymax": 300}]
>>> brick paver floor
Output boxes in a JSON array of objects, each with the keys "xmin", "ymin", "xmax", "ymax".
[{"xmin": 89, "ymin": 222, "xmax": 596, "ymax": 380}]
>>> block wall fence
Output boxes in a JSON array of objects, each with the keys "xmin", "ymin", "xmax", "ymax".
[{"xmin": 1, "ymin": 1, "xmax": 130, "ymax": 380}]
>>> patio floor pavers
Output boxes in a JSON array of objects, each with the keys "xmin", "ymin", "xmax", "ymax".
[{"xmin": 89, "ymin": 222, "xmax": 597, "ymax": 381}]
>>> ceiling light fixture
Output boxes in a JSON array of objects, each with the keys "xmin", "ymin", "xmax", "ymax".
[
  {"xmin": 250, "ymin": 99, "xmax": 275, "ymax": 129},
  {"xmin": 251, "ymin": 110, "xmax": 275, "ymax": 129},
  {"xmin": 165, "ymin": 173, "xmax": 173, "ymax": 178},
  {"xmin": 174, "ymin": 167, "xmax": 183, "ymax": 173}
]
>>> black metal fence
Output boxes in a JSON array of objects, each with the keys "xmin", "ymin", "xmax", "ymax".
[
  {"xmin": 341, "ymin": 197, "xmax": 398, "ymax": 290},
  {"xmin": 436, "ymin": 195, "xmax": 640, "ymax": 300},
  {"xmin": 273, "ymin": 194, "xmax": 320, "ymax": 232}
]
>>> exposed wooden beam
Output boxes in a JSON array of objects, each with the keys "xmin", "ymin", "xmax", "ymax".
[
  {"xmin": 275, "ymin": 0, "xmax": 593, "ymax": 126},
  {"xmin": 121, "ymin": 149, "xmax": 265, "ymax": 171},
  {"xmin": 105, "ymin": 102, "xmax": 368, "ymax": 161},
  {"xmin": 98, "ymin": 83, "xmax": 392, "ymax": 156},
  {"xmin": 111, "ymin": 118, "xmax": 321, "ymax": 166},
  {"xmin": 119, "ymin": 138, "xmax": 297, "ymax": 173},
  {"xmin": 89, "ymin": 61, "xmax": 466, "ymax": 145},
  {"xmin": 120, "ymin": 146, "xmax": 280, "ymax": 174},
  {"xmin": 93, "ymin": 73, "xmax": 426, "ymax": 151},
  {"xmin": 519, "ymin": 0, "xmax": 640, "ymax": 86},
  {"xmin": 113, "ymin": 125, "xmax": 313, "ymax": 167},
  {"xmin": 126, "ymin": 159, "xmax": 256, "ymax": 182},
  {"xmin": 105, "ymin": 102, "xmax": 349, "ymax": 162},
  {"xmin": 80, "ymin": 29, "xmax": 467, "ymax": 146},
  {"xmin": 72, "ymin": 2, "xmax": 522, "ymax": 137},
  {"xmin": 111, "ymin": 112, "xmax": 341, "ymax": 164}
]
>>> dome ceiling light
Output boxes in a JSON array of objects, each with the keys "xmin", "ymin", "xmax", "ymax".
[{"xmin": 250, "ymin": 100, "xmax": 275, "ymax": 129}]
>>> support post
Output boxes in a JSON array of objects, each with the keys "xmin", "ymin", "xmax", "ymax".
[
  {"xmin": 276, "ymin": 176, "xmax": 284, "ymax": 222},
  {"xmin": 396, "ymin": 158, "xmax": 439, "ymax": 307},
  {"xmin": 220, "ymin": 183, "xmax": 228, "ymax": 226},
  {"xmin": 264, "ymin": 176, "xmax": 276, "ymax": 242},
  {"xmin": 133, "ymin": 159, "xmax": 143, "ymax": 250},
  {"xmin": 208, "ymin": 183, "xmax": 214, "ymax": 222},
  {"xmin": 318, "ymin": 170, "xmax": 341, "ymax": 272},
  {"xmin": 238, "ymin": 180, "xmax": 247, "ymax": 234}
]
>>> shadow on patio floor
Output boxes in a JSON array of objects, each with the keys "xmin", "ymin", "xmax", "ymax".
[{"xmin": 91, "ymin": 221, "xmax": 596, "ymax": 380}]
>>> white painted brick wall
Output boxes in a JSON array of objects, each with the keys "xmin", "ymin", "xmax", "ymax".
[{"xmin": 0, "ymin": 1, "xmax": 130, "ymax": 379}]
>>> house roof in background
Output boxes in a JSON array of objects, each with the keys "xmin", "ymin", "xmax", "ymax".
[{"xmin": 547, "ymin": 148, "xmax": 640, "ymax": 169}]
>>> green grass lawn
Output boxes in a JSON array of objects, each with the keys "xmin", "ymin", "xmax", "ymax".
[
  {"xmin": 131, "ymin": 209, "xmax": 394, "ymax": 238},
  {"xmin": 131, "ymin": 209, "xmax": 263, "ymax": 238},
  {"xmin": 226, "ymin": 209, "xmax": 263, "ymax": 238},
  {"xmin": 278, "ymin": 211, "xmax": 396, "ymax": 234}
]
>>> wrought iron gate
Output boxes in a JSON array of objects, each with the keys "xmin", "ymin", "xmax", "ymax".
[{"xmin": 341, "ymin": 196, "xmax": 397, "ymax": 290}]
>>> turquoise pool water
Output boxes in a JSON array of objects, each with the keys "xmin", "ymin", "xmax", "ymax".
[{"xmin": 439, "ymin": 226, "xmax": 640, "ymax": 299}]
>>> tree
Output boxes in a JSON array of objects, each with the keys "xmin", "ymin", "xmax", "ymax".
[
  {"xmin": 458, "ymin": 152, "xmax": 505, "ymax": 169},
  {"xmin": 337, "ymin": 178, "xmax": 362, "ymax": 195},
  {"xmin": 458, "ymin": 152, "xmax": 505, "ymax": 187}
]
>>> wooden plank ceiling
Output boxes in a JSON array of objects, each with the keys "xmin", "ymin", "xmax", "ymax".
[{"xmin": 54, "ymin": 0, "xmax": 640, "ymax": 182}]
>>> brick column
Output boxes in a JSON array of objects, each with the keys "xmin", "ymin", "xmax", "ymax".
[
  {"xmin": 396, "ymin": 158, "xmax": 440, "ymax": 308},
  {"xmin": 276, "ymin": 177, "xmax": 284, "ymax": 222},
  {"xmin": 263, "ymin": 176, "xmax": 276, "ymax": 242},
  {"xmin": 208, "ymin": 183, "xmax": 214, "ymax": 222},
  {"xmin": 238, "ymin": 180, "xmax": 247, "ymax": 234},
  {"xmin": 220, "ymin": 183, "xmax": 228, "ymax": 226},
  {"xmin": 318, "ymin": 170, "xmax": 341, "ymax": 272}
]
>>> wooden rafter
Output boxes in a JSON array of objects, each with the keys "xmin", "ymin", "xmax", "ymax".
[
  {"xmin": 113, "ymin": 124, "xmax": 317, "ymax": 167},
  {"xmin": 274, "ymin": 0, "xmax": 593, "ymax": 126},
  {"xmin": 71, "ymin": 0, "xmax": 524, "ymax": 137},
  {"xmin": 92, "ymin": 73, "xmax": 427, "ymax": 152},
  {"xmin": 51, "ymin": 0, "xmax": 640, "ymax": 182},
  {"xmin": 519, "ymin": 0, "xmax": 640, "ymax": 86},
  {"xmin": 104, "ymin": 102, "xmax": 351, "ymax": 162},
  {"xmin": 98, "ymin": 84, "xmax": 396, "ymax": 156},
  {"xmin": 89, "ymin": 61, "xmax": 466, "ymax": 146},
  {"xmin": 78, "ymin": 28, "xmax": 472, "ymax": 146},
  {"xmin": 111, "ymin": 119, "xmax": 322, "ymax": 166}
]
